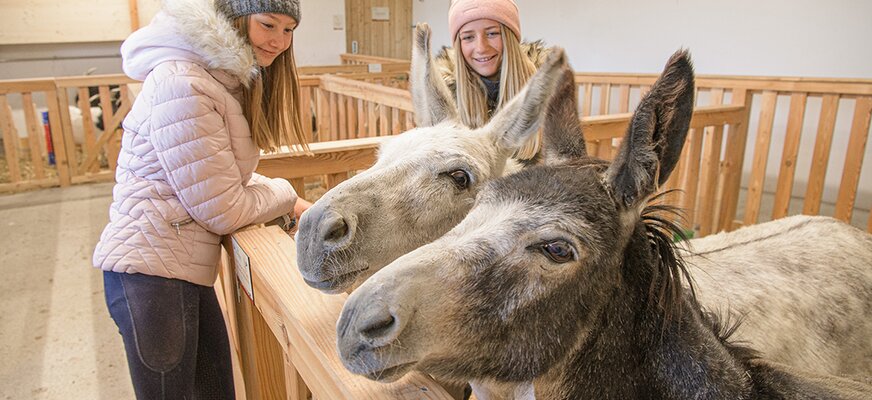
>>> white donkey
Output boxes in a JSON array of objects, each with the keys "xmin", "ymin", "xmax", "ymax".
[{"xmin": 296, "ymin": 24, "xmax": 871, "ymax": 377}]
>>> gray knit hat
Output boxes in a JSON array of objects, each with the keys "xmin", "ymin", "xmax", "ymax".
[{"xmin": 215, "ymin": 0, "xmax": 301, "ymax": 23}]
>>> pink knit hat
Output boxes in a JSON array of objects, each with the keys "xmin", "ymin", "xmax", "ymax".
[{"xmin": 448, "ymin": 0, "xmax": 521, "ymax": 43}]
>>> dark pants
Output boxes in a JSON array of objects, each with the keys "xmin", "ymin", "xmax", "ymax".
[{"xmin": 103, "ymin": 271, "xmax": 236, "ymax": 400}]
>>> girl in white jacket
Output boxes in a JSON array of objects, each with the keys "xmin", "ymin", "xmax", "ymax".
[{"xmin": 94, "ymin": 0, "xmax": 308, "ymax": 397}]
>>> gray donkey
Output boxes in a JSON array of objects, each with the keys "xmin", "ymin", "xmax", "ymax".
[
  {"xmin": 336, "ymin": 50, "xmax": 872, "ymax": 399},
  {"xmin": 296, "ymin": 24, "xmax": 871, "ymax": 376}
]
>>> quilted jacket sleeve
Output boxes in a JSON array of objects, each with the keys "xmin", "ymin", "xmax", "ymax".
[{"xmin": 148, "ymin": 72, "xmax": 296, "ymax": 235}]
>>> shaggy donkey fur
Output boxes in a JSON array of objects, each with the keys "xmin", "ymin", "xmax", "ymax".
[{"xmin": 337, "ymin": 51, "xmax": 872, "ymax": 399}]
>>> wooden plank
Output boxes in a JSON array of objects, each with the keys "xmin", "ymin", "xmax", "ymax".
[
  {"xmin": 366, "ymin": 101, "xmax": 377, "ymax": 137},
  {"xmin": 329, "ymin": 92, "xmax": 339, "ymax": 141},
  {"xmin": 405, "ymin": 111, "xmax": 414, "ymax": 131},
  {"xmin": 803, "ymin": 94, "xmax": 840, "ymax": 215},
  {"xmin": 319, "ymin": 75, "xmax": 412, "ymax": 112},
  {"xmin": 696, "ymin": 89, "xmax": 725, "ymax": 235},
  {"xmin": 327, "ymin": 172, "xmax": 349, "ymax": 189},
  {"xmin": 99, "ymin": 85, "xmax": 119, "ymax": 171},
  {"xmin": 22, "ymin": 93, "xmax": 46, "ymax": 179},
  {"xmin": 771, "ymin": 92, "xmax": 808, "ymax": 220},
  {"xmin": 128, "ymin": 0, "xmax": 140, "ymax": 31},
  {"xmin": 230, "ymin": 227, "xmax": 454, "ymax": 399},
  {"xmin": 79, "ymin": 100, "xmax": 131, "ymax": 172},
  {"xmin": 258, "ymin": 137, "xmax": 385, "ymax": 180},
  {"xmin": 378, "ymin": 105, "xmax": 389, "ymax": 136},
  {"xmin": 347, "ymin": 96, "xmax": 357, "ymax": 139},
  {"xmin": 599, "ymin": 83, "xmax": 611, "ymax": 115},
  {"xmin": 76, "ymin": 87, "xmax": 100, "ymax": 173},
  {"xmin": 337, "ymin": 94, "xmax": 347, "ymax": 140},
  {"xmin": 56, "ymin": 88, "xmax": 80, "ymax": 176},
  {"xmin": 301, "ymin": 86, "xmax": 314, "ymax": 142},
  {"xmin": 582, "ymin": 83, "xmax": 593, "ymax": 117},
  {"xmin": 285, "ymin": 361, "xmax": 311, "ymax": 400},
  {"xmin": 618, "ymin": 84, "xmax": 630, "ymax": 113},
  {"xmin": 356, "ymin": 98, "xmax": 365, "ymax": 139},
  {"xmin": 574, "ymin": 73, "xmax": 872, "ymax": 96},
  {"xmin": 317, "ymin": 87, "xmax": 331, "ymax": 142},
  {"xmin": 290, "ymin": 178, "xmax": 307, "ymax": 201},
  {"xmin": 679, "ymin": 128, "xmax": 703, "ymax": 230},
  {"xmin": 834, "ymin": 97, "xmax": 872, "ymax": 222},
  {"xmin": 717, "ymin": 89, "xmax": 753, "ymax": 232},
  {"xmin": 743, "ymin": 91, "xmax": 778, "ymax": 226},
  {"xmin": 0, "ymin": 177, "xmax": 60, "ymax": 194},
  {"xmin": 391, "ymin": 107, "xmax": 401, "ymax": 134},
  {"xmin": 0, "ymin": 95, "xmax": 22, "ymax": 182}
]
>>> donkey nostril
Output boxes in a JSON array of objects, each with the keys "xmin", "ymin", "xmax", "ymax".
[
  {"xmin": 323, "ymin": 215, "xmax": 349, "ymax": 243},
  {"xmin": 360, "ymin": 313, "xmax": 396, "ymax": 340}
]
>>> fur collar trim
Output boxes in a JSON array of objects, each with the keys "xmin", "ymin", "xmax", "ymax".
[
  {"xmin": 434, "ymin": 40, "xmax": 550, "ymax": 94},
  {"xmin": 162, "ymin": 0, "xmax": 258, "ymax": 86}
]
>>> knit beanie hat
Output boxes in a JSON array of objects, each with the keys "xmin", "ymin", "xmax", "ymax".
[
  {"xmin": 448, "ymin": 0, "xmax": 520, "ymax": 43},
  {"xmin": 215, "ymin": 0, "xmax": 301, "ymax": 23}
]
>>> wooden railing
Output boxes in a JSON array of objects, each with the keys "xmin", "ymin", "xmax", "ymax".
[{"xmin": 575, "ymin": 74, "xmax": 872, "ymax": 233}]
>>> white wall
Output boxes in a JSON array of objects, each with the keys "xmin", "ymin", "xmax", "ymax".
[
  {"xmin": 415, "ymin": 0, "xmax": 872, "ymax": 215},
  {"xmin": 0, "ymin": 0, "xmax": 346, "ymax": 81},
  {"xmin": 414, "ymin": 0, "xmax": 872, "ymax": 78}
]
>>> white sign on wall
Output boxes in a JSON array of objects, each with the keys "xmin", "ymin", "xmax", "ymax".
[{"xmin": 371, "ymin": 7, "xmax": 390, "ymax": 21}]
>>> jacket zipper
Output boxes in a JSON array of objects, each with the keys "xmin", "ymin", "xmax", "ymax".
[{"xmin": 171, "ymin": 218, "xmax": 194, "ymax": 235}]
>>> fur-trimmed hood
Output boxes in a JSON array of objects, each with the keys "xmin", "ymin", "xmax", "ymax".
[
  {"xmin": 434, "ymin": 40, "xmax": 550, "ymax": 95},
  {"xmin": 121, "ymin": 0, "xmax": 257, "ymax": 86}
]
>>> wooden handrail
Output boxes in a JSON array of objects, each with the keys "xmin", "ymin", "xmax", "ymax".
[{"xmin": 224, "ymin": 226, "xmax": 454, "ymax": 399}]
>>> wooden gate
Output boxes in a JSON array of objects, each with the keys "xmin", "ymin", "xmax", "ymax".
[{"xmin": 345, "ymin": 0, "xmax": 412, "ymax": 59}]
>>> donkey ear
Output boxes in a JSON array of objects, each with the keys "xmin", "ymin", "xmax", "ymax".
[
  {"xmin": 605, "ymin": 50, "xmax": 695, "ymax": 209},
  {"xmin": 411, "ymin": 23, "xmax": 458, "ymax": 127},
  {"xmin": 537, "ymin": 60, "xmax": 588, "ymax": 166},
  {"xmin": 485, "ymin": 47, "xmax": 569, "ymax": 152}
]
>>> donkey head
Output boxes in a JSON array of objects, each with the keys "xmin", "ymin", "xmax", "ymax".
[
  {"xmin": 295, "ymin": 24, "xmax": 570, "ymax": 293},
  {"xmin": 337, "ymin": 51, "xmax": 695, "ymax": 385}
]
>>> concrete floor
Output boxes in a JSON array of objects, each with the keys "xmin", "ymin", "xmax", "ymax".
[{"xmin": 0, "ymin": 182, "xmax": 134, "ymax": 399}]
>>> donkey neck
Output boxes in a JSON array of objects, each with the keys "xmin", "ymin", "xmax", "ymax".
[{"xmin": 538, "ymin": 224, "xmax": 753, "ymax": 399}]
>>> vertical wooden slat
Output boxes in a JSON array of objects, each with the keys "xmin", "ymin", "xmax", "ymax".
[
  {"xmin": 378, "ymin": 105, "xmax": 389, "ymax": 136},
  {"xmin": 679, "ymin": 128, "xmax": 703, "ymax": 230},
  {"xmin": 21, "ymin": 93, "xmax": 46, "ymax": 179},
  {"xmin": 771, "ymin": 92, "xmax": 808, "ymax": 220},
  {"xmin": 328, "ymin": 92, "xmax": 339, "ymax": 141},
  {"xmin": 300, "ymin": 86, "xmax": 314, "ymax": 142},
  {"xmin": 284, "ymin": 361, "xmax": 311, "ymax": 400},
  {"xmin": 598, "ymin": 84, "xmax": 611, "ymax": 115},
  {"xmin": 56, "ymin": 88, "xmax": 82, "ymax": 177},
  {"xmin": 696, "ymin": 90, "xmax": 725, "ymax": 236},
  {"xmin": 833, "ymin": 97, "xmax": 872, "ymax": 222},
  {"xmin": 317, "ymin": 88, "xmax": 330, "ymax": 142},
  {"xmin": 868, "ymin": 209, "xmax": 872, "ymax": 233},
  {"xmin": 327, "ymin": 172, "xmax": 349, "ymax": 189},
  {"xmin": 582, "ymin": 83, "xmax": 593, "ymax": 117},
  {"xmin": 743, "ymin": 91, "xmax": 778, "ymax": 226},
  {"xmin": 366, "ymin": 102, "xmax": 377, "ymax": 137},
  {"xmin": 76, "ymin": 87, "xmax": 100, "ymax": 173},
  {"xmin": 290, "ymin": 178, "xmax": 307, "ymax": 201},
  {"xmin": 356, "ymin": 99, "xmax": 365, "ymax": 139},
  {"xmin": 45, "ymin": 88, "xmax": 72, "ymax": 186},
  {"xmin": 717, "ymin": 89, "xmax": 752, "ymax": 232},
  {"xmin": 391, "ymin": 107, "xmax": 401, "ymax": 134},
  {"xmin": 802, "ymin": 94, "xmax": 840, "ymax": 215},
  {"xmin": 405, "ymin": 111, "xmax": 414, "ymax": 131},
  {"xmin": 639, "ymin": 85, "xmax": 651, "ymax": 98},
  {"xmin": 337, "ymin": 94, "xmax": 347, "ymax": 140},
  {"xmin": 618, "ymin": 84, "xmax": 630, "ymax": 113},
  {"xmin": 128, "ymin": 0, "xmax": 140, "ymax": 31},
  {"xmin": 98, "ymin": 85, "xmax": 119, "ymax": 171},
  {"xmin": 0, "ymin": 95, "xmax": 22, "ymax": 182},
  {"xmin": 346, "ymin": 96, "xmax": 357, "ymax": 139}
]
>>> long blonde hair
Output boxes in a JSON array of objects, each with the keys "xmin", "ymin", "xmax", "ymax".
[
  {"xmin": 233, "ymin": 16, "xmax": 309, "ymax": 154},
  {"xmin": 454, "ymin": 24, "xmax": 539, "ymax": 159}
]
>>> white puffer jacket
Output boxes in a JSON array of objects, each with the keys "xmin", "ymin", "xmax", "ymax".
[{"xmin": 93, "ymin": 0, "xmax": 297, "ymax": 286}]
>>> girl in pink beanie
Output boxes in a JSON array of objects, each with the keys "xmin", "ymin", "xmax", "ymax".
[{"xmin": 440, "ymin": 0, "xmax": 548, "ymax": 159}]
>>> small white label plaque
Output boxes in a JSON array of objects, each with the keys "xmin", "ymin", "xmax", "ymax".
[
  {"xmin": 232, "ymin": 236, "xmax": 254, "ymax": 302},
  {"xmin": 367, "ymin": 63, "xmax": 383, "ymax": 73},
  {"xmin": 371, "ymin": 7, "xmax": 390, "ymax": 21}
]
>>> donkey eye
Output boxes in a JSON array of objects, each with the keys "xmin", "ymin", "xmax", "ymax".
[
  {"xmin": 540, "ymin": 240, "xmax": 575, "ymax": 263},
  {"xmin": 447, "ymin": 169, "xmax": 471, "ymax": 189}
]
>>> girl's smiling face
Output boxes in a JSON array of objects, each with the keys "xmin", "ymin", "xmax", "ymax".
[
  {"xmin": 459, "ymin": 19, "xmax": 504, "ymax": 79},
  {"xmin": 248, "ymin": 13, "xmax": 297, "ymax": 67}
]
